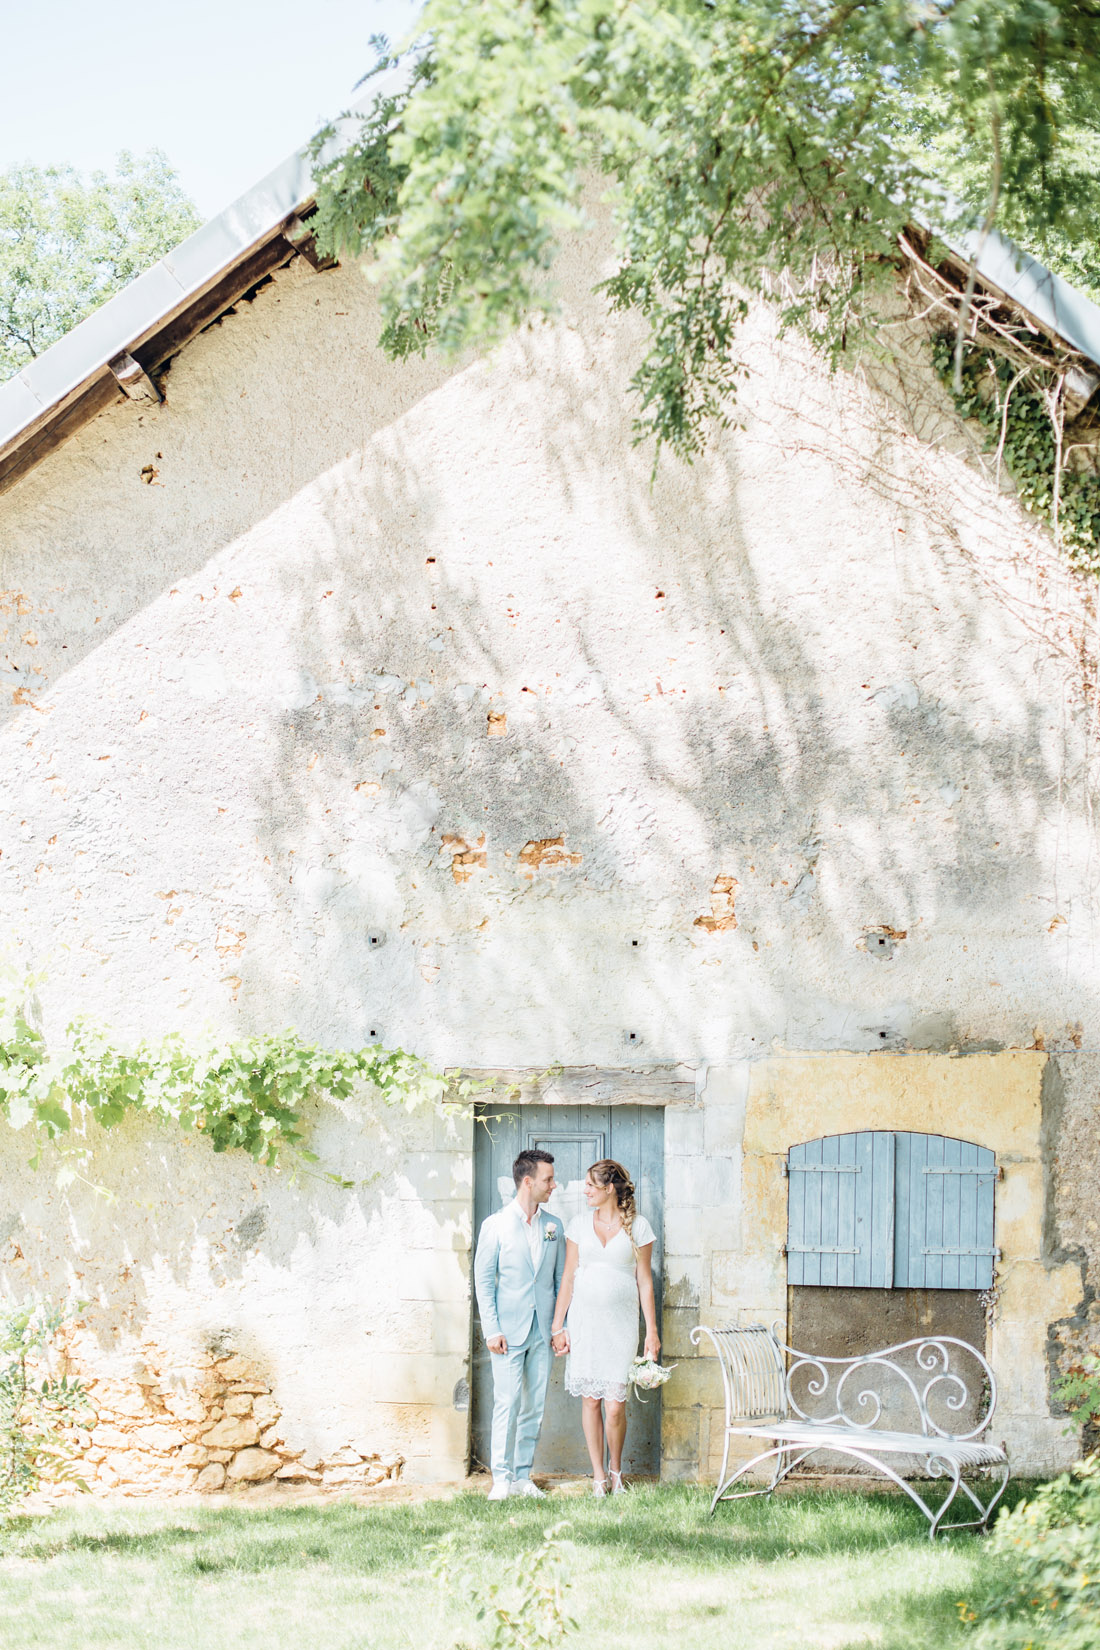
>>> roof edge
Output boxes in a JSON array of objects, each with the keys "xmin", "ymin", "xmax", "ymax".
[{"xmin": 0, "ymin": 78, "xmax": 395, "ymax": 479}]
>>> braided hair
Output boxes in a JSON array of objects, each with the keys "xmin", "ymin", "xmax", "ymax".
[{"xmin": 588, "ymin": 1158, "xmax": 639, "ymax": 1256}]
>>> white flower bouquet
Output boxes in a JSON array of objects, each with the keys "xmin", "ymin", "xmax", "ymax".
[{"xmin": 629, "ymin": 1355, "xmax": 677, "ymax": 1400}]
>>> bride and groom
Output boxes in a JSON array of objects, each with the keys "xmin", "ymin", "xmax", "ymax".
[{"xmin": 473, "ymin": 1146, "xmax": 660, "ymax": 1499}]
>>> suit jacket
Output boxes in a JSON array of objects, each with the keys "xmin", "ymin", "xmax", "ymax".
[{"xmin": 473, "ymin": 1201, "xmax": 565, "ymax": 1347}]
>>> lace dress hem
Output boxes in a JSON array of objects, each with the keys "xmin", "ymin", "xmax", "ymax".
[{"xmin": 565, "ymin": 1375, "xmax": 628, "ymax": 1402}]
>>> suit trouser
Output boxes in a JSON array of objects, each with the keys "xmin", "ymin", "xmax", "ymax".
[{"xmin": 489, "ymin": 1326, "xmax": 551, "ymax": 1481}]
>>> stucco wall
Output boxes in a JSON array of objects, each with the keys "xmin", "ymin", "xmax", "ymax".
[
  {"xmin": 0, "ymin": 224, "xmax": 1096, "ymax": 1489},
  {"xmin": 662, "ymin": 1053, "xmax": 1083, "ymax": 1482}
]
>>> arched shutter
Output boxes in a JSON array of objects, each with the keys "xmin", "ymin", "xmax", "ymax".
[
  {"xmin": 894, "ymin": 1132, "xmax": 998, "ymax": 1289},
  {"xmin": 787, "ymin": 1132, "xmax": 998, "ymax": 1290}
]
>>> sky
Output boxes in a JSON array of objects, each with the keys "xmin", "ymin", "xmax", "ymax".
[{"xmin": 0, "ymin": 0, "xmax": 421, "ymax": 220}]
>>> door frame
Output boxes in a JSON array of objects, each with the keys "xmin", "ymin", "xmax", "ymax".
[{"xmin": 466, "ymin": 1077, "xmax": 682, "ymax": 1478}]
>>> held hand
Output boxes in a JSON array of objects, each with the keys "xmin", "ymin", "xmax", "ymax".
[
  {"xmin": 551, "ymin": 1328, "xmax": 569, "ymax": 1356},
  {"xmin": 486, "ymin": 1334, "xmax": 508, "ymax": 1355},
  {"xmin": 643, "ymin": 1332, "xmax": 660, "ymax": 1361}
]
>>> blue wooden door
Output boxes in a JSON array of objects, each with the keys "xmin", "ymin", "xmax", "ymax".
[
  {"xmin": 788, "ymin": 1131, "xmax": 997, "ymax": 1290},
  {"xmin": 472, "ymin": 1104, "xmax": 665, "ymax": 1477}
]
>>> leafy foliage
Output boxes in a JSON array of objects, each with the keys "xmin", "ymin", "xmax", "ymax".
[
  {"xmin": 905, "ymin": 90, "xmax": 1100, "ymax": 306},
  {"xmin": 0, "ymin": 1299, "xmax": 93, "ymax": 1518},
  {"xmin": 431, "ymin": 1520, "xmax": 577, "ymax": 1649},
  {"xmin": 0, "ymin": 990, "xmax": 449, "ymax": 1188},
  {"xmin": 0, "ymin": 151, "xmax": 200, "ymax": 380},
  {"xmin": 1054, "ymin": 1351, "xmax": 1100, "ymax": 1434},
  {"xmin": 311, "ymin": 1, "xmax": 1100, "ymax": 463},
  {"xmin": 932, "ymin": 332, "xmax": 1100, "ymax": 572},
  {"xmin": 962, "ymin": 1454, "xmax": 1100, "ymax": 1649}
]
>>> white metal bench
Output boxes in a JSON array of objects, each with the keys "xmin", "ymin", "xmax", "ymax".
[{"xmin": 690, "ymin": 1324, "xmax": 1009, "ymax": 1538}]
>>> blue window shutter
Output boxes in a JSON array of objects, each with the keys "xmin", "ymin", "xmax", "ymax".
[
  {"xmin": 786, "ymin": 1133, "xmax": 890, "ymax": 1286},
  {"xmin": 895, "ymin": 1133, "xmax": 998, "ymax": 1290},
  {"xmin": 868, "ymin": 1131, "xmax": 895, "ymax": 1288},
  {"xmin": 792, "ymin": 1131, "xmax": 995, "ymax": 1290}
]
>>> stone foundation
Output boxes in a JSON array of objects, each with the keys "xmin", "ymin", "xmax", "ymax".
[{"xmin": 69, "ymin": 1349, "xmax": 403, "ymax": 1497}]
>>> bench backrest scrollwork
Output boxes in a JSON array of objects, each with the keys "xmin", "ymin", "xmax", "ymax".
[{"xmin": 691, "ymin": 1325, "xmax": 998, "ymax": 1440}]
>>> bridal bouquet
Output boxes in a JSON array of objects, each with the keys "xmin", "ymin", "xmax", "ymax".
[{"xmin": 629, "ymin": 1355, "xmax": 677, "ymax": 1399}]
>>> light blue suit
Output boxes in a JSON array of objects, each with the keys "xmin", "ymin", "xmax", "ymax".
[{"xmin": 474, "ymin": 1201, "xmax": 565, "ymax": 1483}]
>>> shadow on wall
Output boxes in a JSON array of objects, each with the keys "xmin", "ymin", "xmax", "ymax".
[
  {"xmin": 238, "ymin": 291, "xmax": 1090, "ymax": 1067},
  {"xmin": 0, "ymin": 255, "xmax": 459, "ymax": 737},
  {"xmin": 0, "ymin": 221, "xmax": 1091, "ymax": 1060}
]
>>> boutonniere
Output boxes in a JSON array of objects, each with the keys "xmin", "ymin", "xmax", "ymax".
[{"xmin": 544, "ymin": 1226, "xmax": 558, "ymax": 1242}]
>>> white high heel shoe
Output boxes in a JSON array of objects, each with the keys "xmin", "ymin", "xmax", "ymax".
[
  {"xmin": 592, "ymin": 1476, "xmax": 608, "ymax": 1497},
  {"xmin": 609, "ymin": 1470, "xmax": 627, "ymax": 1495}
]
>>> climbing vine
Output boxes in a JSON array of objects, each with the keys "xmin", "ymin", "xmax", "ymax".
[
  {"xmin": 0, "ymin": 991, "xmax": 454, "ymax": 1190},
  {"xmin": 931, "ymin": 332, "xmax": 1100, "ymax": 576}
]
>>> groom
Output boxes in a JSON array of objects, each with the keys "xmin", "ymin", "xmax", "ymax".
[{"xmin": 473, "ymin": 1147, "xmax": 565, "ymax": 1500}]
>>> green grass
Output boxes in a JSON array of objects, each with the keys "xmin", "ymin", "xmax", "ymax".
[{"xmin": 0, "ymin": 1483, "xmax": 1025, "ymax": 1650}]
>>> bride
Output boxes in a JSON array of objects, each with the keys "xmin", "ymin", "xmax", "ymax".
[{"xmin": 550, "ymin": 1158, "xmax": 659, "ymax": 1495}]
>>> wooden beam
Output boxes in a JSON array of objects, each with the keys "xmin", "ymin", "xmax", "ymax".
[
  {"xmin": 453, "ymin": 1065, "xmax": 698, "ymax": 1108},
  {"xmin": 109, "ymin": 351, "xmax": 163, "ymax": 404},
  {"xmin": 0, "ymin": 373, "xmax": 121, "ymax": 498},
  {"xmin": 0, "ymin": 232, "xmax": 300, "ymax": 500},
  {"xmin": 140, "ymin": 235, "xmax": 298, "ymax": 373},
  {"xmin": 283, "ymin": 214, "xmax": 338, "ymax": 271}
]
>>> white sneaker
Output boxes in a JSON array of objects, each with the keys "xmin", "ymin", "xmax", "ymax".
[
  {"xmin": 511, "ymin": 1478, "xmax": 547, "ymax": 1499},
  {"xmin": 488, "ymin": 1478, "xmax": 512, "ymax": 1501}
]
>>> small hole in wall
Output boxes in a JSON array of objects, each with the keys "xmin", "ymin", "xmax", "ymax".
[
  {"xmin": 878, "ymin": 1031, "xmax": 888, "ymax": 1039},
  {"xmin": 367, "ymin": 933, "xmax": 386, "ymax": 948},
  {"xmin": 623, "ymin": 1029, "xmax": 642, "ymax": 1045}
]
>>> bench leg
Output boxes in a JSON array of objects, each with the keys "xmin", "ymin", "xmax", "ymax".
[
  {"xmin": 934, "ymin": 1458, "xmax": 1010, "ymax": 1536},
  {"xmin": 709, "ymin": 1443, "xmax": 816, "ymax": 1515},
  {"xmin": 710, "ymin": 1441, "xmax": 1009, "ymax": 1539}
]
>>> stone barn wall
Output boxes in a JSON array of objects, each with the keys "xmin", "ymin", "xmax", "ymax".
[{"xmin": 0, "ymin": 221, "xmax": 1096, "ymax": 1490}]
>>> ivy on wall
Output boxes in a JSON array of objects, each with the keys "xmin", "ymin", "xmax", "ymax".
[
  {"xmin": 932, "ymin": 333, "xmax": 1100, "ymax": 575},
  {"xmin": 0, "ymin": 994, "xmax": 450, "ymax": 1190}
]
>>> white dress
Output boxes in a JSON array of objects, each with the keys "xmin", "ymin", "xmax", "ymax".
[{"xmin": 564, "ymin": 1211, "xmax": 656, "ymax": 1402}]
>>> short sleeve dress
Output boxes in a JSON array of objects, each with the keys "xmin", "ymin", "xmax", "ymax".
[{"xmin": 564, "ymin": 1211, "xmax": 656, "ymax": 1402}]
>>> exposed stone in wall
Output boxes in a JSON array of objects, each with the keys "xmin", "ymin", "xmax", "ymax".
[
  {"xmin": 518, "ymin": 837, "xmax": 582, "ymax": 875},
  {"xmin": 70, "ymin": 1350, "xmax": 403, "ymax": 1497},
  {"xmin": 693, "ymin": 875, "xmax": 739, "ymax": 932},
  {"xmin": 441, "ymin": 833, "xmax": 487, "ymax": 883},
  {"xmin": 1046, "ymin": 1052, "xmax": 1100, "ymax": 1430}
]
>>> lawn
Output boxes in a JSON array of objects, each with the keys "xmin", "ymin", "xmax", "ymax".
[{"xmin": 0, "ymin": 1482, "xmax": 1020, "ymax": 1650}]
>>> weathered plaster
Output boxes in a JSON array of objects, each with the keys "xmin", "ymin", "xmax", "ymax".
[
  {"xmin": 0, "ymin": 1098, "xmax": 472, "ymax": 1486},
  {"xmin": 0, "ymin": 220, "xmax": 1096, "ymax": 1491},
  {"xmin": 0, "ymin": 244, "xmax": 1096, "ymax": 1066}
]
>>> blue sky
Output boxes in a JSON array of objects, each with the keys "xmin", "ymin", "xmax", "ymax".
[{"xmin": 0, "ymin": 0, "xmax": 420, "ymax": 220}]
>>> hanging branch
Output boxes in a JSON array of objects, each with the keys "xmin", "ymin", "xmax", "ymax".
[{"xmin": 953, "ymin": 61, "xmax": 1004, "ymax": 394}]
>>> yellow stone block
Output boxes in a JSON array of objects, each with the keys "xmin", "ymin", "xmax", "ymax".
[
  {"xmin": 998, "ymin": 1259, "xmax": 1083, "ymax": 1323},
  {"xmin": 664, "ymin": 1357, "xmax": 723, "ymax": 1410},
  {"xmin": 662, "ymin": 1308, "xmax": 704, "ymax": 1358},
  {"xmin": 745, "ymin": 1052, "xmax": 1045, "ymax": 1158},
  {"xmin": 661, "ymin": 1405, "xmax": 701, "ymax": 1460}
]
